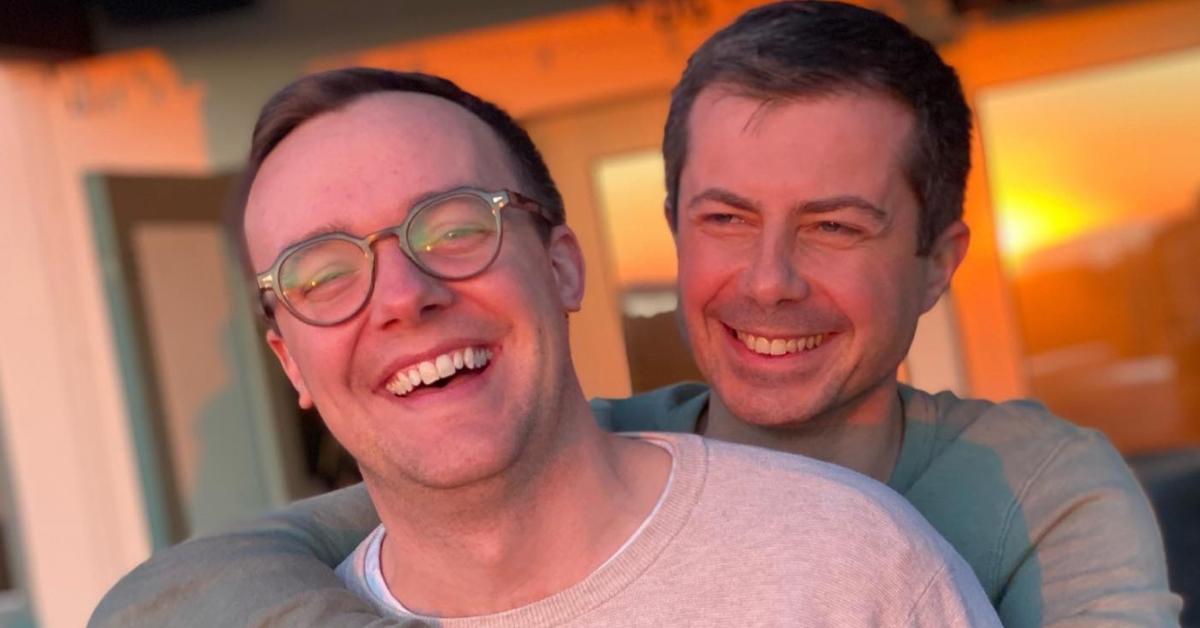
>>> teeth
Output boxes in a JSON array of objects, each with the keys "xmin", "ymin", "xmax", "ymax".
[
  {"xmin": 435, "ymin": 354, "xmax": 454, "ymax": 378},
  {"xmin": 385, "ymin": 346, "xmax": 493, "ymax": 397},
  {"xmin": 735, "ymin": 330, "xmax": 826, "ymax": 357},
  {"xmin": 418, "ymin": 361, "xmax": 438, "ymax": 385}
]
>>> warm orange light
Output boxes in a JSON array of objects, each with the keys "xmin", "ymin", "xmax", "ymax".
[
  {"xmin": 593, "ymin": 150, "xmax": 678, "ymax": 288},
  {"xmin": 995, "ymin": 190, "xmax": 1102, "ymax": 266},
  {"xmin": 980, "ymin": 47, "xmax": 1200, "ymax": 273}
]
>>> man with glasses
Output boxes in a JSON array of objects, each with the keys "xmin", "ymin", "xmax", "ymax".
[
  {"xmin": 94, "ymin": 2, "xmax": 1178, "ymax": 626},
  {"xmin": 93, "ymin": 67, "xmax": 998, "ymax": 626}
]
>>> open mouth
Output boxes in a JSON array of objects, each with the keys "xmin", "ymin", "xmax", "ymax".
[
  {"xmin": 384, "ymin": 346, "xmax": 493, "ymax": 397},
  {"xmin": 730, "ymin": 327, "xmax": 826, "ymax": 356}
]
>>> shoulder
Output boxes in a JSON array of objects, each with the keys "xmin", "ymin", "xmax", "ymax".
[
  {"xmin": 911, "ymin": 385, "xmax": 1083, "ymax": 448},
  {"xmin": 590, "ymin": 382, "xmax": 709, "ymax": 433},
  {"xmin": 695, "ymin": 435, "xmax": 951, "ymax": 553},
  {"xmin": 666, "ymin": 434, "xmax": 982, "ymax": 610},
  {"xmin": 907, "ymin": 386, "xmax": 1133, "ymax": 496},
  {"xmin": 898, "ymin": 387, "xmax": 1160, "ymax": 598}
]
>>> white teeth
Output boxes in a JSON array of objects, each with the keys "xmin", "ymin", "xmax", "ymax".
[
  {"xmin": 418, "ymin": 361, "xmax": 438, "ymax": 385},
  {"xmin": 435, "ymin": 354, "xmax": 454, "ymax": 378},
  {"xmin": 385, "ymin": 370, "xmax": 414, "ymax": 396},
  {"xmin": 387, "ymin": 346, "xmax": 493, "ymax": 397},
  {"xmin": 735, "ymin": 330, "xmax": 827, "ymax": 357}
]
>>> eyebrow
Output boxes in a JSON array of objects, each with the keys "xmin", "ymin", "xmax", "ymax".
[
  {"xmin": 280, "ymin": 184, "xmax": 476, "ymax": 248},
  {"xmin": 686, "ymin": 187, "xmax": 890, "ymax": 224},
  {"xmin": 286, "ymin": 220, "xmax": 354, "ymax": 247},
  {"xmin": 796, "ymin": 195, "xmax": 891, "ymax": 224},
  {"xmin": 686, "ymin": 187, "xmax": 761, "ymax": 213}
]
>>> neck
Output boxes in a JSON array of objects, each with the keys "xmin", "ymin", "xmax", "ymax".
[
  {"xmin": 702, "ymin": 379, "xmax": 905, "ymax": 483},
  {"xmin": 368, "ymin": 391, "xmax": 671, "ymax": 618}
]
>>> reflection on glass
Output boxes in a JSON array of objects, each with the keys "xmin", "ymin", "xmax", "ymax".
[
  {"xmin": 980, "ymin": 47, "xmax": 1200, "ymax": 454},
  {"xmin": 593, "ymin": 150, "xmax": 703, "ymax": 391}
]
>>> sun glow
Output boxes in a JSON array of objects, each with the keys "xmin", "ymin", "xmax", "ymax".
[{"xmin": 980, "ymin": 47, "xmax": 1200, "ymax": 273}]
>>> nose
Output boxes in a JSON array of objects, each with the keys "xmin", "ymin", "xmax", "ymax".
[
  {"xmin": 741, "ymin": 230, "xmax": 810, "ymax": 308},
  {"xmin": 365, "ymin": 239, "xmax": 454, "ymax": 328}
]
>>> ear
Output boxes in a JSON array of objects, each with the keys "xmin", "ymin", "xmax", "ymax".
[
  {"xmin": 919, "ymin": 220, "xmax": 970, "ymax": 313},
  {"xmin": 546, "ymin": 225, "xmax": 585, "ymax": 312},
  {"xmin": 266, "ymin": 328, "xmax": 314, "ymax": 409}
]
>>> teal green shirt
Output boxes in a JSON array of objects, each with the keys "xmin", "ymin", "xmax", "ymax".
[{"xmin": 92, "ymin": 384, "xmax": 1180, "ymax": 627}]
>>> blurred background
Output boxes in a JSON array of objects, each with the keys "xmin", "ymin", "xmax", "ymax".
[{"xmin": 0, "ymin": 0, "xmax": 1197, "ymax": 625}]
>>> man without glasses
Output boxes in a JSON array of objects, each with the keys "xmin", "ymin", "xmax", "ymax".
[
  {"xmin": 93, "ymin": 1, "xmax": 1178, "ymax": 626},
  {"xmin": 93, "ymin": 67, "xmax": 998, "ymax": 626}
]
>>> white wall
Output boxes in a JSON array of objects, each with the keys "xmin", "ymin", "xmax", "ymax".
[{"xmin": 0, "ymin": 53, "xmax": 209, "ymax": 627}]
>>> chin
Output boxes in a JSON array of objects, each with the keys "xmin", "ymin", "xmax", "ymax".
[
  {"xmin": 366, "ymin": 421, "xmax": 530, "ymax": 491},
  {"xmin": 731, "ymin": 398, "xmax": 824, "ymax": 428},
  {"xmin": 714, "ymin": 373, "xmax": 839, "ymax": 429},
  {"xmin": 400, "ymin": 446, "xmax": 523, "ymax": 490}
]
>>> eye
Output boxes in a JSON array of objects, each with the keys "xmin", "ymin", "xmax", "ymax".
[
  {"xmin": 816, "ymin": 221, "xmax": 857, "ymax": 234},
  {"xmin": 810, "ymin": 220, "xmax": 867, "ymax": 238},
  {"xmin": 300, "ymin": 267, "xmax": 354, "ymax": 297},
  {"xmin": 444, "ymin": 226, "xmax": 486, "ymax": 239},
  {"xmin": 700, "ymin": 212, "xmax": 748, "ymax": 226},
  {"xmin": 423, "ymin": 224, "xmax": 492, "ymax": 252},
  {"xmin": 801, "ymin": 219, "xmax": 869, "ymax": 249},
  {"xmin": 691, "ymin": 208, "xmax": 757, "ymax": 241}
]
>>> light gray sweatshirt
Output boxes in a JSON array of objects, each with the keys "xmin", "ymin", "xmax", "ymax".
[{"xmin": 334, "ymin": 433, "xmax": 999, "ymax": 627}]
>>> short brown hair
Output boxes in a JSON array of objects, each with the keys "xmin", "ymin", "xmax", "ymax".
[
  {"xmin": 229, "ymin": 67, "xmax": 564, "ymax": 276},
  {"xmin": 662, "ymin": 1, "xmax": 971, "ymax": 254}
]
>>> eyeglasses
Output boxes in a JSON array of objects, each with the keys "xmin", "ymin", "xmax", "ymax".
[{"xmin": 256, "ymin": 187, "xmax": 554, "ymax": 327}]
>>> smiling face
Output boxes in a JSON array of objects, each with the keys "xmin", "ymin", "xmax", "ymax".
[
  {"xmin": 674, "ymin": 86, "xmax": 966, "ymax": 428},
  {"xmin": 245, "ymin": 92, "xmax": 584, "ymax": 490}
]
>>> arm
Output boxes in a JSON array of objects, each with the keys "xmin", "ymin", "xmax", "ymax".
[
  {"xmin": 90, "ymin": 483, "xmax": 386, "ymax": 628},
  {"xmin": 996, "ymin": 431, "xmax": 1182, "ymax": 627}
]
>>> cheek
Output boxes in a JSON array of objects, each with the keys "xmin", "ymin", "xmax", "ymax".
[
  {"xmin": 676, "ymin": 233, "xmax": 738, "ymax": 314},
  {"xmin": 827, "ymin": 255, "xmax": 919, "ymax": 340},
  {"xmin": 282, "ymin": 325, "xmax": 359, "ymax": 392}
]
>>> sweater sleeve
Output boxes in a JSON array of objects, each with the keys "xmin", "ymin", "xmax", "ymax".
[
  {"xmin": 89, "ymin": 483, "xmax": 387, "ymax": 628},
  {"xmin": 994, "ymin": 431, "xmax": 1182, "ymax": 627}
]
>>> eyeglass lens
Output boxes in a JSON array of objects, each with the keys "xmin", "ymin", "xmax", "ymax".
[{"xmin": 277, "ymin": 193, "xmax": 500, "ymax": 324}]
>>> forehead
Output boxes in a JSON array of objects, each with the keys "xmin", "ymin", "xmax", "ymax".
[
  {"xmin": 244, "ymin": 91, "xmax": 520, "ymax": 268},
  {"xmin": 682, "ymin": 86, "xmax": 916, "ymax": 204}
]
